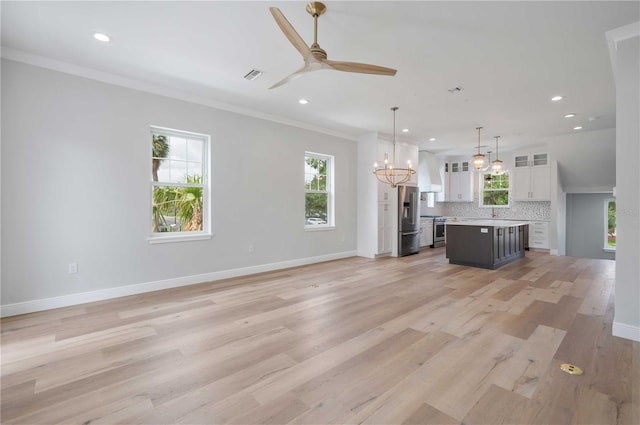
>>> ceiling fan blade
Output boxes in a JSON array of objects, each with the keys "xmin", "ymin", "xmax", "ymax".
[
  {"xmin": 269, "ymin": 7, "xmax": 312, "ymax": 60},
  {"xmin": 269, "ymin": 65, "xmax": 309, "ymax": 90},
  {"xmin": 324, "ymin": 60, "xmax": 397, "ymax": 76}
]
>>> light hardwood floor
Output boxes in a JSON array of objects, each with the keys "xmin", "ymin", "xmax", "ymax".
[{"xmin": 1, "ymin": 249, "xmax": 638, "ymax": 424}]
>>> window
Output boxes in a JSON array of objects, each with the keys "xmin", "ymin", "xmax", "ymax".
[
  {"xmin": 426, "ymin": 192, "xmax": 435, "ymax": 208},
  {"xmin": 150, "ymin": 126, "xmax": 210, "ymax": 243},
  {"xmin": 304, "ymin": 152, "xmax": 334, "ymax": 229},
  {"xmin": 604, "ymin": 198, "xmax": 616, "ymax": 251},
  {"xmin": 480, "ymin": 172, "xmax": 510, "ymax": 207}
]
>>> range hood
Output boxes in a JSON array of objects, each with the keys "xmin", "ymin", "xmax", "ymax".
[{"xmin": 418, "ymin": 151, "xmax": 443, "ymax": 192}]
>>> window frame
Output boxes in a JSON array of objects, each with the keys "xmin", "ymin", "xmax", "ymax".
[
  {"xmin": 148, "ymin": 126, "xmax": 212, "ymax": 244},
  {"xmin": 304, "ymin": 151, "xmax": 335, "ymax": 231},
  {"xmin": 426, "ymin": 192, "xmax": 435, "ymax": 208},
  {"xmin": 604, "ymin": 198, "xmax": 616, "ymax": 252},
  {"xmin": 479, "ymin": 171, "xmax": 511, "ymax": 208}
]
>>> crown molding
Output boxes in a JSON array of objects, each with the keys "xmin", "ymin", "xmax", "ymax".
[
  {"xmin": 1, "ymin": 47, "xmax": 359, "ymax": 142},
  {"xmin": 606, "ymin": 21, "xmax": 640, "ymax": 79}
]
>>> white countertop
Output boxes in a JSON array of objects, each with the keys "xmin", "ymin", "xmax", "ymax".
[
  {"xmin": 446, "ymin": 219, "xmax": 530, "ymax": 227},
  {"xmin": 443, "ymin": 217, "xmax": 550, "ymax": 223}
]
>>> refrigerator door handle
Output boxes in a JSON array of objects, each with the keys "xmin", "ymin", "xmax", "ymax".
[{"xmin": 400, "ymin": 231, "xmax": 421, "ymax": 236}]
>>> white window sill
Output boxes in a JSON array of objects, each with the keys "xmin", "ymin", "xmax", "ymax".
[
  {"xmin": 304, "ymin": 225, "xmax": 336, "ymax": 232},
  {"xmin": 603, "ymin": 247, "xmax": 616, "ymax": 253},
  {"xmin": 148, "ymin": 233, "xmax": 212, "ymax": 244}
]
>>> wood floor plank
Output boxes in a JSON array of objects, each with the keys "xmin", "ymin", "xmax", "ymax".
[
  {"xmin": 1, "ymin": 326, "xmax": 157, "ymax": 376},
  {"xmin": 73, "ymin": 396, "xmax": 155, "ymax": 425},
  {"xmin": 492, "ymin": 324, "xmax": 566, "ymax": 398},
  {"xmin": 246, "ymin": 327, "xmax": 394, "ymax": 405},
  {"xmin": 498, "ymin": 295, "xmax": 583, "ymax": 340},
  {"xmin": 227, "ymin": 392, "xmax": 308, "ymax": 425},
  {"xmin": 417, "ymin": 329, "xmax": 524, "ymax": 420},
  {"xmin": 4, "ymin": 391, "xmax": 105, "ymax": 425},
  {"xmin": 292, "ymin": 328, "xmax": 426, "ymax": 406},
  {"xmin": 146, "ymin": 327, "xmax": 297, "ymax": 407},
  {"xmin": 1, "ymin": 250, "xmax": 636, "ymax": 425},
  {"xmin": 129, "ymin": 353, "xmax": 296, "ymax": 424},
  {"xmin": 462, "ymin": 384, "xmax": 529, "ymax": 425},
  {"xmin": 524, "ymin": 358, "xmax": 619, "ymax": 425},
  {"xmin": 2, "ymin": 349, "xmax": 184, "ymax": 422},
  {"xmin": 402, "ymin": 402, "xmax": 459, "ymax": 425},
  {"xmin": 175, "ymin": 391, "xmax": 259, "ymax": 425},
  {"xmin": 293, "ymin": 330, "xmax": 456, "ymax": 424},
  {"xmin": 492, "ymin": 279, "xmax": 530, "ymax": 301}
]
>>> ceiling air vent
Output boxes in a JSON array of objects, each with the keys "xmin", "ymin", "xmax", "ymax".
[{"xmin": 243, "ymin": 69, "xmax": 263, "ymax": 81}]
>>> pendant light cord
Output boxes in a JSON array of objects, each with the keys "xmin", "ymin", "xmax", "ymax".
[{"xmin": 392, "ymin": 106, "xmax": 398, "ymax": 166}]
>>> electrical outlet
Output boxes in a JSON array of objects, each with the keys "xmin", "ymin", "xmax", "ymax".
[
  {"xmin": 68, "ymin": 263, "xmax": 78, "ymax": 274},
  {"xmin": 248, "ymin": 244, "xmax": 254, "ymax": 253}
]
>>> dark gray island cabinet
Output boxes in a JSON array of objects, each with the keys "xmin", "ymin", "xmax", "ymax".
[{"xmin": 446, "ymin": 220, "xmax": 528, "ymax": 270}]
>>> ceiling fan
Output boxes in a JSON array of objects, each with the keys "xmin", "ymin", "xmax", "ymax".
[{"xmin": 268, "ymin": 2, "xmax": 397, "ymax": 89}]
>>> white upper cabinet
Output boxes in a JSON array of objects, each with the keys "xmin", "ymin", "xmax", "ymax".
[
  {"xmin": 512, "ymin": 152, "xmax": 550, "ymax": 201},
  {"xmin": 444, "ymin": 160, "xmax": 473, "ymax": 202}
]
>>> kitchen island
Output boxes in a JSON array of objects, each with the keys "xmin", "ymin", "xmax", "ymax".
[{"xmin": 446, "ymin": 220, "xmax": 528, "ymax": 270}]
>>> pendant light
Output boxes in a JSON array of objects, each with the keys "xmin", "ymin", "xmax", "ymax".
[
  {"xmin": 472, "ymin": 126, "xmax": 489, "ymax": 170},
  {"xmin": 484, "ymin": 151, "xmax": 493, "ymax": 182},
  {"xmin": 492, "ymin": 136, "xmax": 504, "ymax": 175},
  {"xmin": 373, "ymin": 107, "xmax": 416, "ymax": 188}
]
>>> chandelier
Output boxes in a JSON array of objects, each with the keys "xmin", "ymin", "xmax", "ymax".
[
  {"xmin": 373, "ymin": 107, "xmax": 416, "ymax": 188},
  {"xmin": 472, "ymin": 126, "xmax": 489, "ymax": 170}
]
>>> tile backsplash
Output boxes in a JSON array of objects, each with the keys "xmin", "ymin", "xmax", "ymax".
[{"xmin": 420, "ymin": 196, "xmax": 551, "ymax": 221}]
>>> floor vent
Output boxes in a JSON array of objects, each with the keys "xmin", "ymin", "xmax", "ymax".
[{"xmin": 560, "ymin": 363, "xmax": 584, "ymax": 375}]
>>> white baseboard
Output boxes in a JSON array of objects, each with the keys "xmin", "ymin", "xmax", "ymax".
[
  {"xmin": 612, "ymin": 321, "xmax": 640, "ymax": 342},
  {"xmin": 0, "ymin": 251, "xmax": 357, "ymax": 318}
]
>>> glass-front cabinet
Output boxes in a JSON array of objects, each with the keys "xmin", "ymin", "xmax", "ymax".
[
  {"xmin": 512, "ymin": 152, "xmax": 550, "ymax": 201},
  {"xmin": 444, "ymin": 160, "xmax": 473, "ymax": 202}
]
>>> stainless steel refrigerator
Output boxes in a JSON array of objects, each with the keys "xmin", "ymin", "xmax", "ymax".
[{"xmin": 398, "ymin": 185, "xmax": 420, "ymax": 256}]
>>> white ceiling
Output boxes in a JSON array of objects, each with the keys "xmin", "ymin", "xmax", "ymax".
[{"xmin": 2, "ymin": 1, "xmax": 638, "ymax": 187}]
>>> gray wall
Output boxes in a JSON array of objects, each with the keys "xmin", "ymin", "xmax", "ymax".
[
  {"xmin": 555, "ymin": 181, "xmax": 567, "ymax": 256},
  {"xmin": 1, "ymin": 59, "xmax": 358, "ymax": 307},
  {"xmin": 566, "ymin": 193, "xmax": 615, "ymax": 260},
  {"xmin": 612, "ymin": 30, "xmax": 640, "ymax": 338}
]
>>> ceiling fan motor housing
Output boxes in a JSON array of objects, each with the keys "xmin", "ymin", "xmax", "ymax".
[{"xmin": 310, "ymin": 44, "xmax": 327, "ymax": 60}]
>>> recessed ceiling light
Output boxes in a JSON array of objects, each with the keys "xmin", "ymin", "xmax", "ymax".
[
  {"xmin": 573, "ymin": 126, "xmax": 583, "ymax": 130},
  {"xmin": 429, "ymin": 138, "xmax": 436, "ymax": 142},
  {"xmin": 298, "ymin": 99, "xmax": 308, "ymax": 105},
  {"xmin": 93, "ymin": 33, "xmax": 111, "ymax": 42},
  {"xmin": 551, "ymin": 96, "xmax": 563, "ymax": 102},
  {"xmin": 564, "ymin": 113, "xmax": 576, "ymax": 118},
  {"xmin": 402, "ymin": 128, "xmax": 409, "ymax": 133}
]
